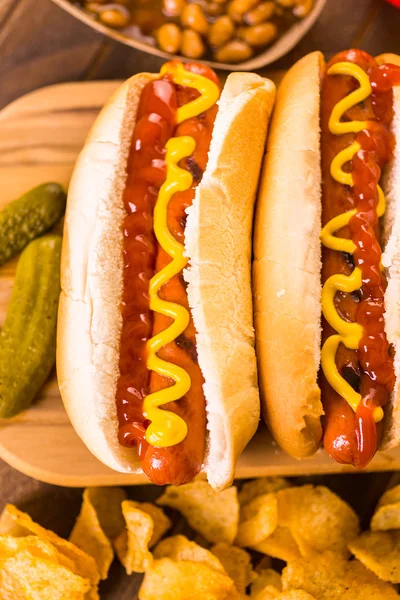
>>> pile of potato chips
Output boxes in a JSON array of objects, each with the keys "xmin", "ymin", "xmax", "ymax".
[{"xmin": 1, "ymin": 477, "xmax": 400, "ymax": 599}]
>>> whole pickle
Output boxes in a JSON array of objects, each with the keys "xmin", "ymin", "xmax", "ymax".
[
  {"xmin": 0, "ymin": 183, "xmax": 66, "ymax": 265},
  {"xmin": 0, "ymin": 234, "xmax": 61, "ymax": 417}
]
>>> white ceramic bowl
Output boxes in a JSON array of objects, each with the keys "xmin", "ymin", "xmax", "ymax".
[{"xmin": 52, "ymin": 0, "xmax": 327, "ymax": 70}]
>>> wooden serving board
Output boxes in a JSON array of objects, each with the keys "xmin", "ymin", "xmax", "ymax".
[{"xmin": 1, "ymin": 81, "xmax": 400, "ymax": 487}]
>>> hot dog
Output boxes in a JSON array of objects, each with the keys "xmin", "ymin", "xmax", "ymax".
[
  {"xmin": 57, "ymin": 61, "xmax": 276, "ymax": 489},
  {"xmin": 116, "ymin": 65, "xmax": 218, "ymax": 486},
  {"xmin": 254, "ymin": 49, "xmax": 400, "ymax": 468}
]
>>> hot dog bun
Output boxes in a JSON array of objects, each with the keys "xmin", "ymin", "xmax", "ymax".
[
  {"xmin": 378, "ymin": 54, "xmax": 400, "ymax": 450},
  {"xmin": 254, "ymin": 51, "xmax": 324, "ymax": 459},
  {"xmin": 185, "ymin": 73, "xmax": 275, "ymax": 490},
  {"xmin": 57, "ymin": 69, "xmax": 275, "ymax": 489},
  {"xmin": 58, "ymin": 73, "xmax": 155, "ymax": 475},
  {"xmin": 254, "ymin": 51, "xmax": 400, "ymax": 460}
]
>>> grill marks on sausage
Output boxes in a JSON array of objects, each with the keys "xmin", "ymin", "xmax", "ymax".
[
  {"xmin": 180, "ymin": 214, "xmax": 188, "ymax": 230},
  {"xmin": 342, "ymin": 251, "xmax": 355, "ymax": 269},
  {"xmin": 175, "ymin": 333, "xmax": 198, "ymax": 364},
  {"xmin": 351, "ymin": 290, "xmax": 362, "ymax": 303},
  {"xmin": 186, "ymin": 156, "xmax": 203, "ymax": 182},
  {"xmin": 341, "ymin": 365, "xmax": 361, "ymax": 393}
]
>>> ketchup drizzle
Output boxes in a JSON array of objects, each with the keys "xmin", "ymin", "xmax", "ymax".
[
  {"xmin": 349, "ymin": 64, "xmax": 400, "ymax": 466},
  {"xmin": 321, "ymin": 52, "xmax": 400, "ymax": 467},
  {"xmin": 115, "ymin": 64, "xmax": 219, "ymax": 484},
  {"xmin": 117, "ymin": 78, "xmax": 177, "ymax": 459}
]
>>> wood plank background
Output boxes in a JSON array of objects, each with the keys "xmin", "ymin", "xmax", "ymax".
[
  {"xmin": 1, "ymin": 0, "xmax": 400, "ymax": 110},
  {"xmin": 1, "ymin": 0, "xmax": 400, "ymax": 597}
]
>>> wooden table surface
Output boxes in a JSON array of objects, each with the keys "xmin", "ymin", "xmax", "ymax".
[{"xmin": 1, "ymin": 0, "xmax": 400, "ymax": 597}]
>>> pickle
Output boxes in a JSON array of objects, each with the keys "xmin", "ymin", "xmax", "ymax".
[
  {"xmin": 0, "ymin": 183, "xmax": 66, "ymax": 265},
  {"xmin": 0, "ymin": 234, "xmax": 61, "ymax": 417}
]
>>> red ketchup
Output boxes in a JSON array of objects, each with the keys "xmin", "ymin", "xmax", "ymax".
[
  {"xmin": 115, "ymin": 63, "xmax": 219, "ymax": 485},
  {"xmin": 321, "ymin": 50, "xmax": 400, "ymax": 467}
]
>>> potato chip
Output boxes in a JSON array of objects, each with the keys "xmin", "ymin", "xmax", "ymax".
[
  {"xmin": 70, "ymin": 488, "xmax": 126, "ymax": 580},
  {"xmin": 0, "ymin": 504, "xmax": 99, "ymax": 586},
  {"xmin": 0, "ymin": 547, "xmax": 90, "ymax": 600},
  {"xmin": 290, "ymin": 532, "xmax": 315, "ymax": 559},
  {"xmin": 0, "ymin": 534, "xmax": 82, "ymax": 576},
  {"xmin": 239, "ymin": 478, "xmax": 290, "ymax": 507},
  {"xmin": 276, "ymin": 486, "xmax": 359, "ymax": 556},
  {"xmin": 236, "ymin": 493, "xmax": 278, "ymax": 547},
  {"xmin": 276, "ymin": 592, "xmax": 316, "ymax": 599},
  {"xmin": 193, "ymin": 533, "xmax": 209, "ymax": 548},
  {"xmin": 154, "ymin": 535, "xmax": 225, "ymax": 573},
  {"xmin": 371, "ymin": 504, "xmax": 400, "ymax": 532},
  {"xmin": 281, "ymin": 550, "xmax": 399, "ymax": 599},
  {"xmin": 84, "ymin": 487, "xmax": 127, "ymax": 539},
  {"xmin": 255, "ymin": 556, "xmax": 272, "ymax": 572},
  {"xmin": 250, "ymin": 568, "xmax": 282, "ymax": 599},
  {"xmin": 371, "ymin": 485, "xmax": 400, "ymax": 531},
  {"xmin": 250, "ymin": 588, "xmax": 278, "ymax": 600},
  {"xmin": 253, "ymin": 569, "xmax": 282, "ymax": 592},
  {"xmin": 348, "ymin": 530, "xmax": 400, "ymax": 583},
  {"xmin": 0, "ymin": 535, "xmax": 59, "ymax": 565},
  {"xmin": 114, "ymin": 500, "xmax": 153, "ymax": 574},
  {"xmin": 138, "ymin": 557, "xmax": 240, "ymax": 600},
  {"xmin": 85, "ymin": 589, "xmax": 100, "ymax": 600},
  {"xmin": 157, "ymin": 482, "xmax": 239, "ymax": 544},
  {"xmin": 252, "ymin": 526, "xmax": 301, "ymax": 562},
  {"xmin": 211, "ymin": 542, "xmax": 255, "ymax": 594},
  {"xmin": 375, "ymin": 485, "xmax": 400, "ymax": 507},
  {"xmin": 131, "ymin": 502, "xmax": 171, "ymax": 548}
]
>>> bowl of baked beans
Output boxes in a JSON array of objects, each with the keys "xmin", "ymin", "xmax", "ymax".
[{"xmin": 53, "ymin": 0, "xmax": 326, "ymax": 69}]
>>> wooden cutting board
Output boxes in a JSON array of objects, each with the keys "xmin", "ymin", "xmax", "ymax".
[{"xmin": 1, "ymin": 81, "xmax": 400, "ymax": 487}]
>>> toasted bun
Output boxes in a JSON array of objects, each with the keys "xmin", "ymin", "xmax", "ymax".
[
  {"xmin": 58, "ymin": 69, "xmax": 275, "ymax": 485},
  {"xmin": 254, "ymin": 50, "xmax": 400, "ymax": 460},
  {"xmin": 57, "ymin": 73, "xmax": 156, "ymax": 473},
  {"xmin": 253, "ymin": 51, "xmax": 324, "ymax": 459},
  {"xmin": 185, "ymin": 73, "xmax": 276, "ymax": 490},
  {"xmin": 380, "ymin": 53, "xmax": 400, "ymax": 449}
]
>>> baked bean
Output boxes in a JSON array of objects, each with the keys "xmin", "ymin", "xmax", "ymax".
[
  {"xmin": 293, "ymin": 0, "xmax": 313, "ymax": 17},
  {"xmin": 134, "ymin": 8, "xmax": 164, "ymax": 32},
  {"xmin": 244, "ymin": 1, "xmax": 274, "ymax": 25},
  {"xmin": 208, "ymin": 15, "xmax": 235, "ymax": 47},
  {"xmin": 204, "ymin": 2, "xmax": 226, "ymax": 16},
  {"xmin": 238, "ymin": 21, "xmax": 277, "ymax": 45},
  {"xmin": 163, "ymin": 0, "xmax": 185, "ymax": 17},
  {"xmin": 214, "ymin": 38, "xmax": 253, "ymax": 62},
  {"xmin": 228, "ymin": 0, "xmax": 259, "ymax": 22},
  {"xmin": 180, "ymin": 4, "xmax": 209, "ymax": 35},
  {"xmin": 76, "ymin": 0, "xmax": 315, "ymax": 62},
  {"xmin": 85, "ymin": 2, "xmax": 103, "ymax": 12},
  {"xmin": 98, "ymin": 6, "xmax": 130, "ymax": 27},
  {"xmin": 181, "ymin": 28, "xmax": 205, "ymax": 58},
  {"xmin": 157, "ymin": 23, "xmax": 182, "ymax": 53}
]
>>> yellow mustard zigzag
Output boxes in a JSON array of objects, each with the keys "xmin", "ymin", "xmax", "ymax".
[
  {"xmin": 143, "ymin": 62, "xmax": 220, "ymax": 448},
  {"xmin": 320, "ymin": 61, "xmax": 384, "ymax": 423}
]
